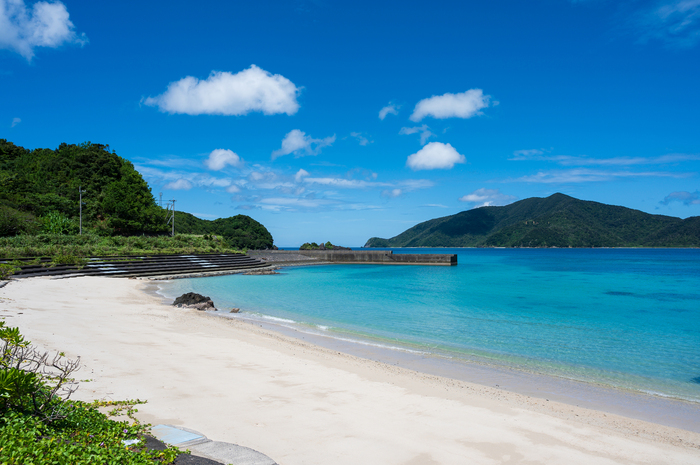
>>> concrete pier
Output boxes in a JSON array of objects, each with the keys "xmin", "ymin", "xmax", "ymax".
[{"xmin": 248, "ymin": 250, "xmax": 457, "ymax": 266}]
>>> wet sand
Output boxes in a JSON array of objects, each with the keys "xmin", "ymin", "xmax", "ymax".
[{"xmin": 210, "ymin": 309, "xmax": 700, "ymax": 434}]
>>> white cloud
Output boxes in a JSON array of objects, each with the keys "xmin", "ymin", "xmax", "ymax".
[
  {"xmin": 271, "ymin": 129, "xmax": 335, "ymax": 160},
  {"xmin": 0, "ymin": 0, "xmax": 87, "ymax": 61},
  {"xmin": 378, "ymin": 102, "xmax": 400, "ymax": 120},
  {"xmin": 510, "ymin": 149, "xmax": 546, "ymax": 160},
  {"xmin": 399, "ymin": 179, "xmax": 434, "ymax": 190},
  {"xmin": 515, "ymin": 168, "xmax": 692, "ymax": 183},
  {"xmin": 236, "ymin": 204, "xmax": 262, "ymax": 211},
  {"xmin": 300, "ymin": 175, "xmax": 433, "ymax": 193},
  {"xmin": 381, "ymin": 188, "xmax": 402, "ymax": 198},
  {"xmin": 661, "ymin": 190, "xmax": 700, "ymax": 205},
  {"xmin": 350, "ymin": 132, "xmax": 371, "ymax": 146},
  {"xmin": 135, "ymin": 156, "xmax": 201, "ymax": 169},
  {"xmin": 138, "ymin": 165, "xmax": 237, "ymax": 191},
  {"xmin": 248, "ymin": 171, "xmax": 265, "ymax": 181},
  {"xmin": 197, "ymin": 176, "xmax": 231, "ymax": 188},
  {"xmin": 226, "ymin": 184, "xmax": 241, "ymax": 193},
  {"xmin": 510, "ymin": 150, "xmax": 700, "ymax": 165},
  {"xmin": 345, "ymin": 167, "xmax": 377, "ymax": 181},
  {"xmin": 303, "ymin": 177, "xmax": 389, "ymax": 189},
  {"xmin": 204, "ymin": 148, "xmax": 243, "ymax": 170},
  {"xmin": 406, "ymin": 142, "xmax": 466, "ymax": 171},
  {"xmin": 10, "ymin": 117, "xmax": 20, "ymax": 127},
  {"xmin": 258, "ymin": 181, "xmax": 296, "ymax": 191},
  {"xmin": 410, "ymin": 89, "xmax": 492, "ymax": 122},
  {"xmin": 294, "ymin": 168, "xmax": 310, "ymax": 182},
  {"xmin": 459, "ymin": 188, "xmax": 517, "ymax": 207},
  {"xmin": 259, "ymin": 197, "xmax": 337, "ymax": 208},
  {"xmin": 557, "ymin": 153, "xmax": 700, "ymax": 166},
  {"xmin": 144, "ymin": 65, "xmax": 300, "ymax": 116},
  {"xmin": 238, "ymin": 195, "xmax": 384, "ymax": 213},
  {"xmin": 243, "ymin": 170, "xmax": 299, "ymax": 191},
  {"xmin": 637, "ymin": 0, "xmax": 700, "ymax": 47},
  {"xmin": 399, "ymin": 125, "xmax": 435, "ymax": 145},
  {"xmin": 163, "ymin": 179, "xmax": 193, "ymax": 190}
]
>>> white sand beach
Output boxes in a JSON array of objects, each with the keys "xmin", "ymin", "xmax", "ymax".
[{"xmin": 1, "ymin": 276, "xmax": 699, "ymax": 464}]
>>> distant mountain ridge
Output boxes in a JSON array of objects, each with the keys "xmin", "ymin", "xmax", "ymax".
[{"xmin": 364, "ymin": 193, "xmax": 700, "ymax": 248}]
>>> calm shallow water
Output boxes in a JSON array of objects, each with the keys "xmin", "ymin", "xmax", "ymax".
[{"xmin": 162, "ymin": 248, "xmax": 700, "ymax": 402}]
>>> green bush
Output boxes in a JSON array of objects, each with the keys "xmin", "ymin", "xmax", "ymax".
[
  {"xmin": 51, "ymin": 254, "xmax": 88, "ymax": 267},
  {"xmin": 0, "ymin": 205, "xmax": 40, "ymax": 237},
  {"xmin": 41, "ymin": 211, "xmax": 77, "ymax": 235},
  {"xmin": 0, "ymin": 400, "xmax": 182, "ymax": 464},
  {"xmin": 0, "ymin": 322, "xmax": 182, "ymax": 464},
  {"xmin": 0, "ymin": 264, "xmax": 19, "ymax": 279}
]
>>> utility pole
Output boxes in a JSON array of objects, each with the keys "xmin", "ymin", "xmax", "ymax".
[
  {"xmin": 78, "ymin": 186, "xmax": 86, "ymax": 235},
  {"xmin": 166, "ymin": 199, "xmax": 176, "ymax": 237},
  {"xmin": 159, "ymin": 192, "xmax": 163, "ymax": 208}
]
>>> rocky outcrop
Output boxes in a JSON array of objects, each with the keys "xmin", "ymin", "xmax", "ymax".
[{"xmin": 173, "ymin": 292, "xmax": 216, "ymax": 311}]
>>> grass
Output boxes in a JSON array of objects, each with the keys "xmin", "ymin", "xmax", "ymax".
[{"xmin": 0, "ymin": 234, "xmax": 244, "ymax": 260}]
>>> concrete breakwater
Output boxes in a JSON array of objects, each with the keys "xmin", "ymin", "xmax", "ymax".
[{"xmin": 248, "ymin": 250, "xmax": 457, "ymax": 266}]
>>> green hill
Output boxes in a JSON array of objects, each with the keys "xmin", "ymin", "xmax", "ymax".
[
  {"xmin": 1, "ymin": 139, "xmax": 166, "ymax": 236},
  {"xmin": 365, "ymin": 193, "xmax": 700, "ymax": 248},
  {"xmin": 0, "ymin": 139, "xmax": 274, "ymax": 249},
  {"xmin": 174, "ymin": 211, "xmax": 273, "ymax": 249}
]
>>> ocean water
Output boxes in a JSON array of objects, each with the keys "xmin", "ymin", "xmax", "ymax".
[{"xmin": 161, "ymin": 248, "xmax": 700, "ymax": 402}]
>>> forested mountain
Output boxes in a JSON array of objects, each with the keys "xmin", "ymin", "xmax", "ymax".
[
  {"xmin": 365, "ymin": 193, "xmax": 700, "ymax": 248},
  {"xmin": 0, "ymin": 140, "xmax": 274, "ymax": 249}
]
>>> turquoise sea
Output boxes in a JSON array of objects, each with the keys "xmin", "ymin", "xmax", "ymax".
[{"xmin": 161, "ymin": 248, "xmax": 700, "ymax": 403}]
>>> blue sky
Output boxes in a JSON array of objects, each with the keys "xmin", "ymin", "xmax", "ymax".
[{"xmin": 2, "ymin": 0, "xmax": 699, "ymax": 246}]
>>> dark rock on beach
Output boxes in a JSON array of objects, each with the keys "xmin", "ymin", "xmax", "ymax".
[{"xmin": 173, "ymin": 292, "xmax": 216, "ymax": 311}]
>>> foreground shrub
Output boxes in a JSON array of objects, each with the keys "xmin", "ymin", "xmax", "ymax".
[
  {"xmin": 0, "ymin": 321, "xmax": 80, "ymax": 422},
  {"xmin": 0, "ymin": 322, "xmax": 182, "ymax": 464},
  {"xmin": 0, "ymin": 402, "xmax": 181, "ymax": 464}
]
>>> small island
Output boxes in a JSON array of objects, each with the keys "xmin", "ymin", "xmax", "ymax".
[{"xmin": 299, "ymin": 241, "xmax": 350, "ymax": 250}]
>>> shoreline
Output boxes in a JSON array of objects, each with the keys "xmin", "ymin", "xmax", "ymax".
[
  {"xmin": 2, "ymin": 276, "xmax": 700, "ymax": 464},
  {"xmin": 152, "ymin": 278, "xmax": 700, "ymax": 434}
]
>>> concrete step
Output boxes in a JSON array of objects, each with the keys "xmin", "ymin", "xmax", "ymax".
[{"xmin": 5, "ymin": 253, "xmax": 268, "ymax": 279}]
